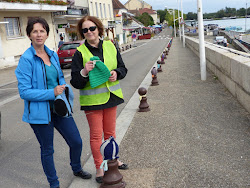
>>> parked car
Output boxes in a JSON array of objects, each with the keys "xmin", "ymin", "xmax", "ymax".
[
  {"xmin": 214, "ymin": 36, "xmax": 228, "ymax": 47},
  {"xmin": 214, "ymin": 36, "xmax": 225, "ymax": 45},
  {"xmin": 57, "ymin": 40, "xmax": 84, "ymax": 68}
]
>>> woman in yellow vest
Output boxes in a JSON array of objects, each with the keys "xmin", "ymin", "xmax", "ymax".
[{"xmin": 70, "ymin": 16, "xmax": 128, "ymax": 183}]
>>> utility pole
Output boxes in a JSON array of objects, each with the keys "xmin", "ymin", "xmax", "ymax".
[
  {"xmin": 178, "ymin": 0, "xmax": 181, "ymax": 40},
  {"xmin": 246, "ymin": 1, "xmax": 247, "ymax": 32},
  {"xmin": 197, "ymin": 0, "xmax": 206, "ymax": 80},
  {"xmin": 181, "ymin": 0, "xmax": 185, "ymax": 47},
  {"xmin": 174, "ymin": 10, "xmax": 176, "ymax": 37}
]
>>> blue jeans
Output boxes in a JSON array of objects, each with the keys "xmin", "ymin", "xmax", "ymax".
[{"xmin": 31, "ymin": 113, "xmax": 83, "ymax": 188}]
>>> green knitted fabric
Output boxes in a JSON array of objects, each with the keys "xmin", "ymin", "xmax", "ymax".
[{"xmin": 89, "ymin": 56, "xmax": 111, "ymax": 88}]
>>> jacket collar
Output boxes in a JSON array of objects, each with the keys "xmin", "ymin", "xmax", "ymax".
[{"xmin": 30, "ymin": 43, "xmax": 54, "ymax": 57}]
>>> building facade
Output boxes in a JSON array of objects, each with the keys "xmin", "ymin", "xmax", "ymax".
[
  {"xmin": 0, "ymin": 1, "xmax": 67, "ymax": 69},
  {"xmin": 53, "ymin": 0, "xmax": 88, "ymax": 45},
  {"xmin": 88, "ymin": 0, "xmax": 115, "ymax": 39},
  {"xmin": 124, "ymin": 0, "xmax": 151, "ymax": 10}
]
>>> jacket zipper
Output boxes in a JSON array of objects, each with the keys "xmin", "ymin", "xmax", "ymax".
[
  {"xmin": 28, "ymin": 101, "xmax": 30, "ymax": 120},
  {"xmin": 40, "ymin": 57, "xmax": 51, "ymax": 124}
]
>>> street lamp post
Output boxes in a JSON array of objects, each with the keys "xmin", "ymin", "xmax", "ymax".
[
  {"xmin": 173, "ymin": 10, "xmax": 176, "ymax": 37},
  {"xmin": 197, "ymin": 0, "xmax": 206, "ymax": 80},
  {"xmin": 245, "ymin": 1, "xmax": 247, "ymax": 32},
  {"xmin": 167, "ymin": 8, "xmax": 176, "ymax": 38},
  {"xmin": 181, "ymin": 0, "xmax": 185, "ymax": 47},
  {"xmin": 177, "ymin": 0, "xmax": 181, "ymax": 40}
]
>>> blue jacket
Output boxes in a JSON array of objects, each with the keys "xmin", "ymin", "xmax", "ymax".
[{"xmin": 15, "ymin": 44, "xmax": 66, "ymax": 124}]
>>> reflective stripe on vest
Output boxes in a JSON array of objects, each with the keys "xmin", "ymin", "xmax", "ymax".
[{"xmin": 80, "ymin": 83, "xmax": 121, "ymax": 95}]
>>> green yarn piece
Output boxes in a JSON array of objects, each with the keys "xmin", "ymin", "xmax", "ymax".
[{"xmin": 89, "ymin": 56, "xmax": 111, "ymax": 88}]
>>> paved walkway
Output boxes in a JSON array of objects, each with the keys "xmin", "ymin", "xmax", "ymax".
[
  {"xmin": 118, "ymin": 38, "xmax": 250, "ymax": 187},
  {"xmin": 69, "ymin": 38, "xmax": 250, "ymax": 187}
]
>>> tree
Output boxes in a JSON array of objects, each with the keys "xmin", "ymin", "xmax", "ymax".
[
  {"xmin": 137, "ymin": 12, "xmax": 154, "ymax": 26},
  {"xmin": 164, "ymin": 9, "xmax": 185, "ymax": 28},
  {"xmin": 186, "ymin": 12, "xmax": 197, "ymax": 20},
  {"xmin": 157, "ymin": 9, "xmax": 167, "ymax": 23},
  {"xmin": 237, "ymin": 8, "xmax": 246, "ymax": 16},
  {"xmin": 216, "ymin": 9, "xmax": 226, "ymax": 18}
]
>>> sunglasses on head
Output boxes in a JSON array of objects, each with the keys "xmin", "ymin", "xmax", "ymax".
[{"xmin": 82, "ymin": 26, "xmax": 97, "ymax": 34}]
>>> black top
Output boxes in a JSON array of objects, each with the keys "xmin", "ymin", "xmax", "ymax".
[{"xmin": 70, "ymin": 40, "xmax": 127, "ymax": 111}]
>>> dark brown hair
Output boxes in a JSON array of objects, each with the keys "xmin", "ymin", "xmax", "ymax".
[
  {"xmin": 77, "ymin": 16, "xmax": 104, "ymax": 39},
  {"xmin": 26, "ymin": 17, "xmax": 49, "ymax": 36}
]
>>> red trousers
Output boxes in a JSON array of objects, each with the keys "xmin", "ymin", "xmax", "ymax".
[{"xmin": 85, "ymin": 106, "xmax": 117, "ymax": 169}]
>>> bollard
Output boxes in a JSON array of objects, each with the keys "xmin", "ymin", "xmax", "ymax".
[
  {"xmin": 151, "ymin": 67, "xmax": 159, "ymax": 86},
  {"xmin": 163, "ymin": 51, "xmax": 167, "ymax": 59},
  {"xmin": 157, "ymin": 61, "xmax": 162, "ymax": 72},
  {"xmin": 100, "ymin": 137, "xmax": 126, "ymax": 188},
  {"xmin": 130, "ymin": 44, "xmax": 132, "ymax": 48},
  {"xmin": 138, "ymin": 87, "xmax": 150, "ymax": 112},
  {"xmin": 160, "ymin": 54, "xmax": 165, "ymax": 64},
  {"xmin": 100, "ymin": 159, "xmax": 126, "ymax": 188}
]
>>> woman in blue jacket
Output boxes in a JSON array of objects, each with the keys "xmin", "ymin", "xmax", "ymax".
[{"xmin": 15, "ymin": 17, "xmax": 91, "ymax": 188}]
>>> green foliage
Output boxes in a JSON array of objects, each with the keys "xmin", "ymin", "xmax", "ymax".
[
  {"xmin": 38, "ymin": 0, "xmax": 68, "ymax": 5},
  {"xmin": 137, "ymin": 12, "xmax": 154, "ymax": 27},
  {"xmin": 157, "ymin": 9, "xmax": 168, "ymax": 23},
  {"xmin": 2, "ymin": 0, "xmax": 33, "ymax": 3},
  {"xmin": 185, "ymin": 6, "xmax": 250, "ymax": 20},
  {"xmin": 186, "ymin": 12, "xmax": 197, "ymax": 20},
  {"xmin": 165, "ymin": 9, "xmax": 183, "ymax": 28}
]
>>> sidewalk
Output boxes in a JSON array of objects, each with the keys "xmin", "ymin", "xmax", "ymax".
[
  {"xmin": 0, "ymin": 66, "xmax": 17, "ymax": 86},
  {"xmin": 70, "ymin": 38, "xmax": 250, "ymax": 187}
]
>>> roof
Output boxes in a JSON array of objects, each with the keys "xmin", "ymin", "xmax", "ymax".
[
  {"xmin": 138, "ymin": 8, "xmax": 157, "ymax": 15},
  {"xmin": 112, "ymin": 0, "xmax": 127, "ymax": 10}
]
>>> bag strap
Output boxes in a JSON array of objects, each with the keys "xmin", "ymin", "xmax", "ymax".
[{"xmin": 65, "ymin": 87, "xmax": 73, "ymax": 114}]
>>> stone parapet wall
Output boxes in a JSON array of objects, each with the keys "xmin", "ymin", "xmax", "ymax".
[{"xmin": 185, "ymin": 36, "xmax": 250, "ymax": 113}]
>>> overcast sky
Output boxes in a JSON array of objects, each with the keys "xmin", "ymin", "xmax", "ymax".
[{"xmin": 119, "ymin": 0, "xmax": 250, "ymax": 13}]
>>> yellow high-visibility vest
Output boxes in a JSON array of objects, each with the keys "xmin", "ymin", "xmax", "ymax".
[{"xmin": 77, "ymin": 40, "xmax": 123, "ymax": 106}]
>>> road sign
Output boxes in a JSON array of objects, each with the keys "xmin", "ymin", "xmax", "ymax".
[{"xmin": 132, "ymin": 33, "xmax": 137, "ymax": 39}]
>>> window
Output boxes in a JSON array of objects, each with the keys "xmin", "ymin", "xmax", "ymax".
[
  {"xmin": 4, "ymin": 17, "xmax": 21, "ymax": 38},
  {"xmin": 99, "ymin": 3, "xmax": 103, "ymax": 18},
  {"xmin": 108, "ymin": 4, "xmax": 111, "ymax": 18},
  {"xmin": 95, "ymin": 2, "xmax": 99, "ymax": 17},
  {"xmin": 90, "ymin": 2, "xmax": 93, "ymax": 15},
  {"xmin": 103, "ymin": 4, "xmax": 107, "ymax": 18}
]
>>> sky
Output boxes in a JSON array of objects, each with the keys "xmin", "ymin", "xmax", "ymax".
[{"xmin": 119, "ymin": 0, "xmax": 250, "ymax": 14}]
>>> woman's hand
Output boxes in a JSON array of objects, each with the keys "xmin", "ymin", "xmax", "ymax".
[
  {"xmin": 54, "ymin": 84, "xmax": 66, "ymax": 96},
  {"xmin": 82, "ymin": 61, "xmax": 95, "ymax": 76},
  {"xmin": 109, "ymin": 71, "xmax": 117, "ymax": 82}
]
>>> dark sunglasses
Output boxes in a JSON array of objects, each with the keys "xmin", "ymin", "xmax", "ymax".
[{"xmin": 82, "ymin": 26, "xmax": 97, "ymax": 34}]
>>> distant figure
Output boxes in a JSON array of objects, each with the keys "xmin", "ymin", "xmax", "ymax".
[
  {"xmin": 58, "ymin": 36, "xmax": 64, "ymax": 48},
  {"xmin": 223, "ymin": 38, "xmax": 227, "ymax": 47},
  {"xmin": 239, "ymin": 34, "xmax": 243, "ymax": 41},
  {"xmin": 114, "ymin": 38, "xmax": 119, "ymax": 49}
]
